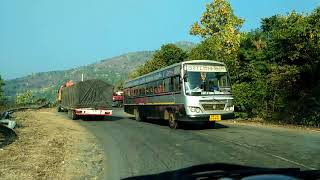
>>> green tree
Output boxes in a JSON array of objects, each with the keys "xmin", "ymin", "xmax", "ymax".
[
  {"xmin": 189, "ymin": 0, "xmax": 244, "ymax": 78},
  {"xmin": 132, "ymin": 44, "xmax": 187, "ymax": 77},
  {"xmin": 16, "ymin": 90, "xmax": 33, "ymax": 104},
  {"xmin": 233, "ymin": 7, "xmax": 320, "ymax": 126},
  {"xmin": 0, "ymin": 75, "xmax": 5, "ymax": 105},
  {"xmin": 114, "ymin": 79, "xmax": 125, "ymax": 91},
  {"xmin": 188, "ymin": 37, "xmax": 219, "ymax": 60}
]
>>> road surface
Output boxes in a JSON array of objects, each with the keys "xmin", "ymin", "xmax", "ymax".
[{"xmin": 77, "ymin": 108, "xmax": 320, "ymax": 180}]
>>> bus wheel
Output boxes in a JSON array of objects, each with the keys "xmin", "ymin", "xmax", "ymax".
[
  {"xmin": 134, "ymin": 108, "xmax": 143, "ymax": 122},
  {"xmin": 168, "ymin": 113, "xmax": 178, "ymax": 129}
]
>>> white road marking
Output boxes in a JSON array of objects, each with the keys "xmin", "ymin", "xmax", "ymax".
[{"xmin": 264, "ymin": 152, "xmax": 316, "ymax": 170}]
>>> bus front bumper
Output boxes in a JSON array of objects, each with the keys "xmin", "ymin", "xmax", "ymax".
[{"xmin": 178, "ymin": 112, "xmax": 234, "ymax": 122}]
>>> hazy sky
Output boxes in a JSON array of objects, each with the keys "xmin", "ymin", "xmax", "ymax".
[{"xmin": 0, "ymin": 0, "xmax": 319, "ymax": 80}]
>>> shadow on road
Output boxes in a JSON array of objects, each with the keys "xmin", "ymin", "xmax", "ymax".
[
  {"xmin": 181, "ymin": 122, "xmax": 229, "ymax": 130},
  {"xmin": 130, "ymin": 118, "xmax": 229, "ymax": 130},
  {"xmin": 78, "ymin": 115, "xmax": 124, "ymax": 121}
]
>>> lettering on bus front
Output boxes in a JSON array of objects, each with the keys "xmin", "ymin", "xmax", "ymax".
[{"xmin": 186, "ymin": 65, "xmax": 227, "ymax": 72}]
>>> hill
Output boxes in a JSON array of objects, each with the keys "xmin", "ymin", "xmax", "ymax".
[
  {"xmin": 4, "ymin": 41, "xmax": 196, "ymax": 102},
  {"xmin": 4, "ymin": 51, "xmax": 153, "ymax": 101}
]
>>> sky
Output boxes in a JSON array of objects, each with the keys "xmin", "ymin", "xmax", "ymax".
[{"xmin": 0, "ymin": 0, "xmax": 319, "ymax": 80}]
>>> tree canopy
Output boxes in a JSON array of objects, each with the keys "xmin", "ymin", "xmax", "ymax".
[
  {"xmin": 0, "ymin": 75, "xmax": 5, "ymax": 105},
  {"xmin": 189, "ymin": 0, "xmax": 244, "ymax": 78},
  {"xmin": 129, "ymin": 44, "xmax": 187, "ymax": 79},
  {"xmin": 232, "ymin": 7, "xmax": 320, "ymax": 126}
]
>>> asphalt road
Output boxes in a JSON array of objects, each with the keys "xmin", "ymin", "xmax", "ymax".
[{"xmin": 78, "ymin": 108, "xmax": 320, "ymax": 180}]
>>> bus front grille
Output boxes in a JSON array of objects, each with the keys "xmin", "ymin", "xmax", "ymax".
[{"xmin": 202, "ymin": 104, "xmax": 225, "ymax": 111}]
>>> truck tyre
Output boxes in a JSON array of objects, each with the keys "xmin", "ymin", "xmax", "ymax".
[
  {"xmin": 57, "ymin": 105, "xmax": 62, "ymax": 112},
  {"xmin": 68, "ymin": 110, "xmax": 77, "ymax": 120},
  {"xmin": 168, "ymin": 112, "xmax": 178, "ymax": 129}
]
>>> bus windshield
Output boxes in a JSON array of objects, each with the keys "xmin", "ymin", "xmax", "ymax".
[{"xmin": 184, "ymin": 71, "xmax": 231, "ymax": 96}]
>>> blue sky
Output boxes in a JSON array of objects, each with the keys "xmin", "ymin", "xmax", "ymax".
[{"xmin": 0, "ymin": 0, "xmax": 319, "ymax": 80}]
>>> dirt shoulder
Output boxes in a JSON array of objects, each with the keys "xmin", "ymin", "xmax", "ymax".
[
  {"xmin": 221, "ymin": 118, "xmax": 320, "ymax": 132},
  {"xmin": 0, "ymin": 108, "xmax": 103, "ymax": 179}
]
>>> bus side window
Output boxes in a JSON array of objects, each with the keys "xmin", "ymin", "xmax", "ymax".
[
  {"xmin": 174, "ymin": 76, "xmax": 181, "ymax": 92},
  {"xmin": 164, "ymin": 78, "xmax": 170, "ymax": 92},
  {"xmin": 170, "ymin": 77, "xmax": 174, "ymax": 92},
  {"xmin": 171, "ymin": 76, "xmax": 181, "ymax": 92},
  {"xmin": 141, "ymin": 85, "xmax": 145, "ymax": 96},
  {"xmin": 138, "ymin": 86, "xmax": 141, "ymax": 96},
  {"xmin": 150, "ymin": 83, "xmax": 154, "ymax": 94},
  {"xmin": 154, "ymin": 81, "xmax": 158, "ymax": 94},
  {"xmin": 146, "ymin": 83, "xmax": 150, "ymax": 95},
  {"xmin": 158, "ymin": 80, "xmax": 163, "ymax": 93}
]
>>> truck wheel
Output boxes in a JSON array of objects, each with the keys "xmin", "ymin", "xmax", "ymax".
[
  {"xmin": 168, "ymin": 113, "xmax": 178, "ymax": 129},
  {"xmin": 68, "ymin": 110, "xmax": 77, "ymax": 120},
  {"xmin": 57, "ymin": 105, "xmax": 62, "ymax": 112}
]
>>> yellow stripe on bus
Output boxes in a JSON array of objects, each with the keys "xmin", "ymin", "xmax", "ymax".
[
  {"xmin": 146, "ymin": 102, "xmax": 176, "ymax": 105},
  {"xmin": 124, "ymin": 102, "xmax": 176, "ymax": 105}
]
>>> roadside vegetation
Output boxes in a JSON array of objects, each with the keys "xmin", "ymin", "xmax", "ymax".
[
  {"xmin": 1, "ymin": 0, "xmax": 319, "ymax": 127},
  {"xmin": 0, "ymin": 75, "xmax": 7, "ymax": 111},
  {"xmin": 129, "ymin": 0, "xmax": 320, "ymax": 127}
]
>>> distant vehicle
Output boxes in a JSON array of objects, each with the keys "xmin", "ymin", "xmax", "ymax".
[
  {"xmin": 112, "ymin": 91, "xmax": 124, "ymax": 107},
  {"xmin": 57, "ymin": 79, "xmax": 113, "ymax": 120},
  {"xmin": 123, "ymin": 60, "xmax": 234, "ymax": 129}
]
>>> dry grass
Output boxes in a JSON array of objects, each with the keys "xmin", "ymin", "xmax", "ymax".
[
  {"xmin": 0, "ymin": 108, "xmax": 103, "ymax": 179},
  {"xmin": 222, "ymin": 118, "xmax": 320, "ymax": 132}
]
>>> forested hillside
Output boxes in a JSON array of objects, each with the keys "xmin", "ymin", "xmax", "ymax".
[
  {"xmin": 2, "ymin": 41, "xmax": 196, "ymax": 102},
  {"xmin": 4, "ymin": 51, "xmax": 153, "ymax": 101}
]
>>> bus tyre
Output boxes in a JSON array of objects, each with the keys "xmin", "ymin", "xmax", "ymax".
[
  {"xmin": 68, "ymin": 110, "xmax": 77, "ymax": 120},
  {"xmin": 134, "ymin": 108, "xmax": 143, "ymax": 122},
  {"xmin": 168, "ymin": 113, "xmax": 178, "ymax": 129}
]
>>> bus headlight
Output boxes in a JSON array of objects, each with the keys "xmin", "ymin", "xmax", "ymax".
[
  {"xmin": 190, "ymin": 107, "xmax": 196, "ymax": 112},
  {"xmin": 189, "ymin": 106, "xmax": 202, "ymax": 113},
  {"xmin": 227, "ymin": 99, "xmax": 233, "ymax": 107},
  {"xmin": 226, "ymin": 106, "xmax": 234, "ymax": 111}
]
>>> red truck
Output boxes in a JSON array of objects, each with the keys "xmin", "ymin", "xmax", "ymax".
[{"xmin": 112, "ymin": 91, "xmax": 124, "ymax": 107}]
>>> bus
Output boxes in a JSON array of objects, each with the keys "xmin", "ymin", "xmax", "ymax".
[{"xmin": 123, "ymin": 60, "xmax": 234, "ymax": 129}]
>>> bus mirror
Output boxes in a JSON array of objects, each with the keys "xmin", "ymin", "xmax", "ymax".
[{"xmin": 183, "ymin": 73, "xmax": 188, "ymax": 82}]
